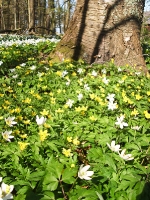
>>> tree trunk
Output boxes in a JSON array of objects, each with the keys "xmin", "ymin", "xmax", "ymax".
[
  {"xmin": 28, "ymin": 0, "xmax": 35, "ymax": 32},
  {"xmin": 51, "ymin": 0, "xmax": 148, "ymax": 72}
]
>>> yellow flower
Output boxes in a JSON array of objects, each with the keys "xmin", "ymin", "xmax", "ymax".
[
  {"xmin": 75, "ymin": 107, "xmax": 82, "ymax": 112},
  {"xmin": 18, "ymin": 142, "xmax": 29, "ymax": 151},
  {"xmin": 29, "ymin": 90, "xmax": 34, "ymax": 94},
  {"xmin": 4, "ymin": 100, "xmax": 11, "ymax": 105},
  {"xmin": 44, "ymin": 123, "xmax": 51, "ymax": 128},
  {"xmin": 73, "ymin": 137, "xmax": 80, "ymax": 145},
  {"xmin": 147, "ymin": 91, "xmax": 150, "ymax": 96},
  {"xmin": 62, "ymin": 148, "xmax": 72, "ymax": 157},
  {"xmin": 34, "ymin": 93, "xmax": 42, "ymax": 100},
  {"xmin": 90, "ymin": 93, "xmax": 96, "ymax": 99},
  {"xmin": 23, "ymin": 120, "xmax": 30, "ymax": 124},
  {"xmin": 49, "ymin": 92, "xmax": 54, "ymax": 96},
  {"xmin": 131, "ymin": 108, "xmax": 139, "ymax": 116},
  {"xmin": 0, "ymin": 116, "xmax": 3, "ymax": 120},
  {"xmin": 144, "ymin": 111, "xmax": 150, "ymax": 119},
  {"xmin": 56, "ymin": 71, "xmax": 62, "ymax": 76},
  {"xmin": 40, "ymin": 109, "xmax": 49, "ymax": 116},
  {"xmin": 17, "ymin": 116, "xmax": 23, "ymax": 121},
  {"xmin": 67, "ymin": 137, "xmax": 72, "ymax": 142},
  {"xmin": 42, "ymin": 86, "xmax": 47, "ymax": 90},
  {"xmin": 135, "ymin": 94, "xmax": 142, "ymax": 100},
  {"xmin": 127, "ymin": 98, "xmax": 134, "ymax": 104},
  {"xmin": 9, "ymin": 109, "xmax": 15, "ymax": 114},
  {"xmin": 24, "ymin": 98, "xmax": 31, "ymax": 104},
  {"xmin": 20, "ymin": 134, "xmax": 28, "ymax": 139},
  {"xmin": 15, "ymin": 107, "xmax": 21, "ymax": 113},
  {"xmin": 0, "ymin": 93, "xmax": 4, "ymax": 97},
  {"xmin": 71, "ymin": 164, "xmax": 75, "ymax": 168},
  {"xmin": 18, "ymin": 81, "xmax": 23, "ymax": 86},
  {"xmin": 39, "ymin": 130, "xmax": 49, "ymax": 141},
  {"xmin": 55, "ymin": 108, "xmax": 64, "ymax": 113},
  {"xmin": 14, "ymin": 130, "xmax": 20, "ymax": 134},
  {"xmin": 89, "ymin": 116, "xmax": 97, "ymax": 121},
  {"xmin": 131, "ymin": 92, "xmax": 135, "ymax": 96},
  {"xmin": 72, "ymin": 72, "xmax": 77, "ymax": 76},
  {"xmin": 57, "ymin": 89, "xmax": 62, "ymax": 94}
]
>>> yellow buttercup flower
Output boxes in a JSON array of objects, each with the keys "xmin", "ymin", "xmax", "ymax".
[
  {"xmin": 24, "ymin": 98, "xmax": 31, "ymax": 104},
  {"xmin": 62, "ymin": 148, "xmax": 72, "ymax": 157},
  {"xmin": 147, "ymin": 91, "xmax": 150, "ymax": 96},
  {"xmin": 18, "ymin": 142, "xmax": 29, "ymax": 151},
  {"xmin": 0, "ymin": 93, "xmax": 4, "ymax": 97},
  {"xmin": 67, "ymin": 137, "xmax": 72, "ymax": 142},
  {"xmin": 144, "ymin": 111, "xmax": 150, "ymax": 119},
  {"xmin": 55, "ymin": 108, "xmax": 64, "ymax": 113},
  {"xmin": 5, "ymin": 100, "xmax": 11, "ymax": 105},
  {"xmin": 56, "ymin": 71, "xmax": 62, "ymax": 76},
  {"xmin": 89, "ymin": 116, "xmax": 97, "ymax": 121},
  {"xmin": 90, "ymin": 93, "xmax": 96, "ymax": 99},
  {"xmin": 71, "ymin": 164, "xmax": 75, "ymax": 168},
  {"xmin": 23, "ymin": 120, "xmax": 30, "ymax": 125},
  {"xmin": 40, "ymin": 109, "xmax": 49, "ymax": 116},
  {"xmin": 131, "ymin": 108, "xmax": 139, "ymax": 116},
  {"xmin": 72, "ymin": 72, "xmax": 77, "ymax": 76},
  {"xmin": 20, "ymin": 134, "xmax": 28, "ymax": 139},
  {"xmin": 39, "ymin": 130, "xmax": 49, "ymax": 141},
  {"xmin": 135, "ymin": 94, "xmax": 142, "ymax": 100},
  {"xmin": 15, "ymin": 107, "xmax": 21, "ymax": 113},
  {"xmin": 44, "ymin": 123, "xmax": 51, "ymax": 128},
  {"xmin": 73, "ymin": 137, "xmax": 80, "ymax": 145}
]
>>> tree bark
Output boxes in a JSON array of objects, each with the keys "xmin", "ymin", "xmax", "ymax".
[
  {"xmin": 51, "ymin": 0, "xmax": 148, "ymax": 73},
  {"xmin": 28, "ymin": 0, "xmax": 35, "ymax": 32}
]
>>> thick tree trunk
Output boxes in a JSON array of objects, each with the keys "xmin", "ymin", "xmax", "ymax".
[{"xmin": 51, "ymin": 0, "xmax": 148, "ymax": 72}]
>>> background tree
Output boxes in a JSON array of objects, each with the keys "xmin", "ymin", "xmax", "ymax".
[{"xmin": 51, "ymin": 0, "xmax": 148, "ymax": 73}]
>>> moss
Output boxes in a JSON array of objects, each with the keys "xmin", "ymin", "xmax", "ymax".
[{"xmin": 49, "ymin": 40, "xmax": 85, "ymax": 63}]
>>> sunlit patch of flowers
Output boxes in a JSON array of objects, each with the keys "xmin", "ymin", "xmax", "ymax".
[{"xmin": 0, "ymin": 36, "xmax": 150, "ymax": 200}]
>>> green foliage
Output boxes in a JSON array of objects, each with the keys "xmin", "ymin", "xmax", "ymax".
[{"xmin": 0, "ymin": 35, "xmax": 150, "ymax": 200}]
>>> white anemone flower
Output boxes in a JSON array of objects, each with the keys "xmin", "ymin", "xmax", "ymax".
[
  {"xmin": 107, "ymin": 101, "xmax": 117, "ymax": 111},
  {"xmin": 0, "ymin": 178, "xmax": 2, "ymax": 182},
  {"xmin": 115, "ymin": 115, "xmax": 128, "ymax": 129},
  {"xmin": 78, "ymin": 164, "xmax": 94, "ymax": 180},
  {"xmin": 102, "ymin": 77, "xmax": 109, "ymax": 84},
  {"xmin": 91, "ymin": 70, "xmax": 97, "ymax": 76},
  {"xmin": 30, "ymin": 65, "xmax": 36, "ymax": 70},
  {"xmin": 0, "ymin": 182, "xmax": 14, "ymax": 200},
  {"xmin": 77, "ymin": 93, "xmax": 83, "ymax": 101},
  {"xmin": 106, "ymin": 93, "xmax": 115, "ymax": 102},
  {"xmin": 5, "ymin": 116, "xmax": 17, "ymax": 127},
  {"xmin": 36, "ymin": 115, "xmax": 47, "ymax": 126},
  {"xmin": 84, "ymin": 84, "xmax": 90, "ymax": 91},
  {"xmin": 107, "ymin": 140, "xmax": 121, "ymax": 152},
  {"xmin": 119, "ymin": 149, "xmax": 134, "ymax": 161},
  {"xmin": 2, "ymin": 130, "xmax": 14, "ymax": 142},
  {"xmin": 66, "ymin": 99, "xmax": 74, "ymax": 108}
]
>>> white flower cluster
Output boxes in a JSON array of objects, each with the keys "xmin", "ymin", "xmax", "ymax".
[
  {"xmin": 106, "ymin": 93, "xmax": 117, "ymax": 111},
  {"xmin": 0, "ymin": 177, "xmax": 14, "ymax": 200},
  {"xmin": 107, "ymin": 140, "xmax": 134, "ymax": 161}
]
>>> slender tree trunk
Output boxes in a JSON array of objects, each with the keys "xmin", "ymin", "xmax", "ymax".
[
  {"xmin": 28, "ymin": 0, "xmax": 35, "ymax": 32},
  {"xmin": 51, "ymin": 0, "xmax": 147, "ymax": 73}
]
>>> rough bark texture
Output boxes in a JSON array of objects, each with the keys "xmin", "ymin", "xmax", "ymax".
[{"xmin": 51, "ymin": 0, "xmax": 147, "ymax": 72}]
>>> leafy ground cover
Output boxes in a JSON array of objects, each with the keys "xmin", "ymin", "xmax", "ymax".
[{"xmin": 0, "ymin": 35, "xmax": 150, "ymax": 200}]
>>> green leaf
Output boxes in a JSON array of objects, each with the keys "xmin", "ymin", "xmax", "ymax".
[
  {"xmin": 62, "ymin": 168, "xmax": 76, "ymax": 184},
  {"xmin": 43, "ymin": 174, "xmax": 58, "ymax": 191},
  {"xmin": 17, "ymin": 186, "xmax": 30, "ymax": 195},
  {"xmin": 95, "ymin": 191, "xmax": 104, "ymax": 200},
  {"xmin": 115, "ymin": 180, "xmax": 130, "ymax": 191},
  {"xmin": 29, "ymin": 171, "xmax": 45, "ymax": 181}
]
